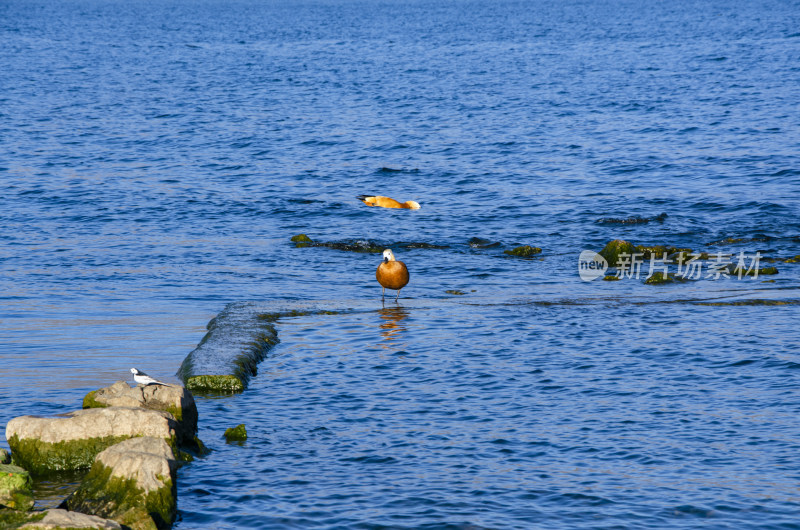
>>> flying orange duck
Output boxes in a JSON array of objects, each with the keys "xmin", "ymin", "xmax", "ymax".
[
  {"xmin": 376, "ymin": 249, "xmax": 409, "ymax": 302},
  {"xmin": 357, "ymin": 195, "xmax": 420, "ymax": 209}
]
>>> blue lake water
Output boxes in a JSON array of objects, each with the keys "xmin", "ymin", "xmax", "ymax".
[{"xmin": 2, "ymin": 0, "xmax": 800, "ymax": 527}]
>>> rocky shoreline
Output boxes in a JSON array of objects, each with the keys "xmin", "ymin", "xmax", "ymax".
[{"xmin": 2, "ymin": 382, "xmax": 199, "ymax": 529}]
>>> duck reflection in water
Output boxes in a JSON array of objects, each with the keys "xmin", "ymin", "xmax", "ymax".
[{"xmin": 378, "ymin": 306, "xmax": 409, "ymax": 342}]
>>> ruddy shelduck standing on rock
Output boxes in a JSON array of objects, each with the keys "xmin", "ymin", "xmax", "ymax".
[
  {"xmin": 357, "ymin": 195, "xmax": 420, "ymax": 209},
  {"xmin": 376, "ymin": 249, "xmax": 409, "ymax": 302}
]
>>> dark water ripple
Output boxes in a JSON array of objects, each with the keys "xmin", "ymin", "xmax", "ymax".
[{"xmin": 2, "ymin": 0, "xmax": 800, "ymax": 527}]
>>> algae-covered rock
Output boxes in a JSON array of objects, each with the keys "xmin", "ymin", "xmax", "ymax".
[
  {"xmin": 83, "ymin": 381, "xmax": 198, "ymax": 445},
  {"xmin": 1, "ymin": 448, "xmax": 9, "ymax": 464},
  {"xmin": 445, "ymin": 290, "xmax": 467, "ymax": 295},
  {"xmin": 19, "ymin": 509, "xmax": 122, "ymax": 529},
  {"xmin": 224, "ymin": 424, "xmax": 247, "ymax": 442},
  {"xmin": 602, "ymin": 275, "xmax": 620, "ymax": 281},
  {"xmin": 185, "ymin": 375, "xmax": 245, "ymax": 393},
  {"xmin": 0, "ymin": 463, "xmax": 34, "ymax": 511},
  {"xmin": 66, "ymin": 437, "xmax": 176, "ymax": 530},
  {"xmin": 503, "ymin": 245, "xmax": 542, "ymax": 257},
  {"xmin": 635, "ymin": 245, "xmax": 692, "ymax": 262},
  {"xmin": 644, "ymin": 272, "xmax": 686, "ymax": 285},
  {"xmin": 0, "ymin": 511, "xmax": 45, "ymax": 529},
  {"xmin": 177, "ymin": 302, "xmax": 281, "ymax": 393},
  {"xmin": 6, "ymin": 408, "xmax": 178, "ymax": 474},
  {"xmin": 290, "ymin": 234, "xmax": 313, "ymax": 247},
  {"xmin": 599, "ymin": 239, "xmax": 635, "ymax": 267}
]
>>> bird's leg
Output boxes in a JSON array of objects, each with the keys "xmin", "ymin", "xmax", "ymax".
[
  {"xmin": 381, "ymin": 286, "xmax": 385, "ymax": 301},
  {"xmin": 395, "ymin": 289, "xmax": 400, "ymax": 302}
]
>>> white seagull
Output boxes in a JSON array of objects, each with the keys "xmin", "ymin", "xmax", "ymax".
[{"xmin": 130, "ymin": 368, "xmax": 165, "ymax": 386}]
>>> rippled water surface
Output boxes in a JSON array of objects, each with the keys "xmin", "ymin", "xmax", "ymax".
[{"xmin": 2, "ymin": 0, "xmax": 800, "ymax": 527}]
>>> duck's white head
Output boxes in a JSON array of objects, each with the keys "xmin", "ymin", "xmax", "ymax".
[{"xmin": 382, "ymin": 249, "xmax": 396, "ymax": 262}]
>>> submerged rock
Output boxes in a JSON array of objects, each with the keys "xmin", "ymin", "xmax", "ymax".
[
  {"xmin": 177, "ymin": 302, "xmax": 347, "ymax": 393},
  {"xmin": 19, "ymin": 509, "xmax": 122, "ymax": 529},
  {"xmin": 635, "ymin": 245, "xmax": 692, "ymax": 261},
  {"xmin": 503, "ymin": 245, "xmax": 542, "ymax": 257},
  {"xmin": 224, "ymin": 424, "xmax": 247, "ymax": 442},
  {"xmin": 644, "ymin": 272, "xmax": 688, "ymax": 285},
  {"xmin": 83, "ymin": 381, "xmax": 197, "ymax": 446},
  {"xmin": 290, "ymin": 235, "xmax": 448, "ymax": 253},
  {"xmin": 177, "ymin": 303, "xmax": 280, "ymax": 393},
  {"xmin": 595, "ymin": 212, "xmax": 667, "ymax": 225},
  {"xmin": 6, "ymin": 408, "xmax": 178, "ymax": 474},
  {"xmin": 66, "ymin": 437, "xmax": 176, "ymax": 530},
  {"xmin": 598, "ymin": 239, "xmax": 635, "ymax": 267},
  {"xmin": 468, "ymin": 237, "xmax": 501, "ymax": 249},
  {"xmin": 741, "ymin": 266, "xmax": 779, "ymax": 276},
  {"xmin": 444, "ymin": 290, "xmax": 467, "ymax": 295},
  {"xmin": 0, "ymin": 463, "xmax": 34, "ymax": 511},
  {"xmin": 708, "ymin": 236, "xmax": 773, "ymax": 246}
]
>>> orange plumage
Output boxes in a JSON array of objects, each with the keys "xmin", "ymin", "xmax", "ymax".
[
  {"xmin": 357, "ymin": 195, "xmax": 420, "ymax": 209},
  {"xmin": 376, "ymin": 249, "xmax": 409, "ymax": 301}
]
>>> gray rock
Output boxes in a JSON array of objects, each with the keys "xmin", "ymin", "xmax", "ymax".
[
  {"xmin": 20, "ymin": 509, "xmax": 122, "ymax": 529},
  {"xmin": 84, "ymin": 380, "xmax": 198, "ymax": 444},
  {"xmin": 66, "ymin": 437, "xmax": 177, "ymax": 530},
  {"xmin": 6, "ymin": 407, "xmax": 178, "ymax": 474}
]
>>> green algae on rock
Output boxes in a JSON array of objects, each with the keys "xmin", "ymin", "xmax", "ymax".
[
  {"xmin": 602, "ymin": 275, "xmax": 620, "ymax": 281},
  {"xmin": 66, "ymin": 437, "xmax": 176, "ymax": 530},
  {"xmin": 290, "ymin": 234, "xmax": 313, "ymax": 248},
  {"xmin": 644, "ymin": 272, "xmax": 688, "ymax": 285},
  {"xmin": 185, "ymin": 375, "xmax": 245, "ymax": 393},
  {"xmin": 445, "ymin": 290, "xmax": 467, "ymax": 295},
  {"xmin": 0, "ymin": 510, "xmax": 45, "ymax": 529},
  {"xmin": 598, "ymin": 240, "xmax": 635, "ymax": 268},
  {"xmin": 1, "ymin": 448, "xmax": 9, "ymax": 464},
  {"xmin": 224, "ymin": 424, "xmax": 247, "ymax": 442},
  {"xmin": 6, "ymin": 408, "xmax": 178, "ymax": 474},
  {"xmin": 82, "ymin": 390, "xmax": 109, "ymax": 410},
  {"xmin": 7, "ymin": 434, "xmax": 135, "ymax": 476},
  {"xmin": 503, "ymin": 245, "xmax": 542, "ymax": 257},
  {"xmin": 0, "ymin": 464, "xmax": 34, "ymax": 511}
]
